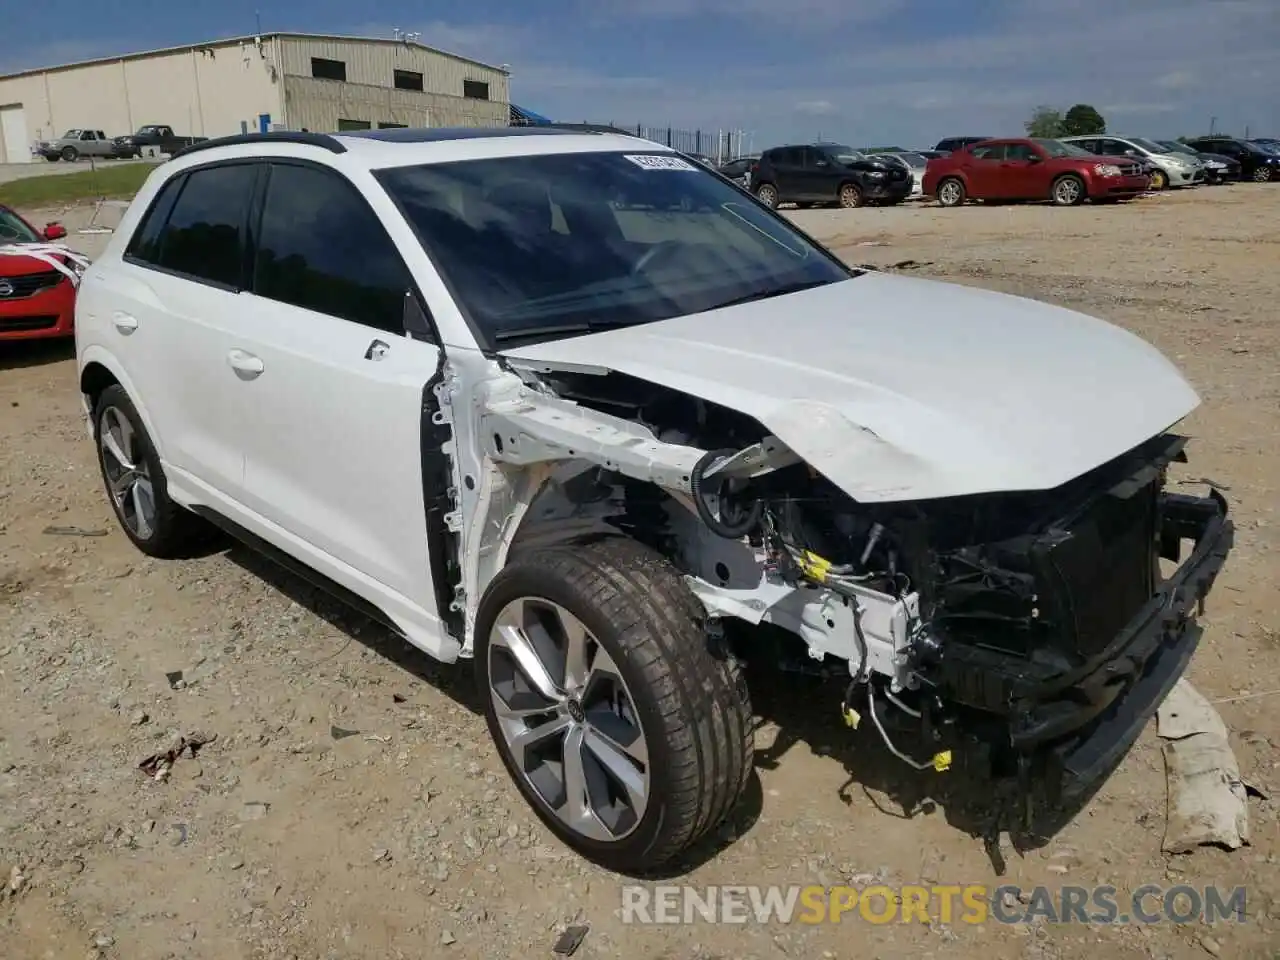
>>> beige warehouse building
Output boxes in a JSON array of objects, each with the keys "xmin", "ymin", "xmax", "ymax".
[{"xmin": 0, "ymin": 32, "xmax": 512, "ymax": 164}]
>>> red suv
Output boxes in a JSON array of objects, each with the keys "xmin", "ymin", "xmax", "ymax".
[
  {"xmin": 922, "ymin": 138, "xmax": 1151, "ymax": 207},
  {"xmin": 0, "ymin": 205, "xmax": 79, "ymax": 341}
]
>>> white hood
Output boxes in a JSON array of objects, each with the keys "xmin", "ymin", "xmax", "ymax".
[{"xmin": 501, "ymin": 273, "xmax": 1200, "ymax": 502}]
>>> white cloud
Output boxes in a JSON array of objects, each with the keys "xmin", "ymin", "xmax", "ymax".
[
  {"xmin": 796, "ymin": 99, "xmax": 837, "ymax": 115},
  {"xmin": 1155, "ymin": 70, "xmax": 1197, "ymax": 90}
]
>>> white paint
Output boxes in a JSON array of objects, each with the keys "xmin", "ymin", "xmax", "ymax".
[
  {"xmin": 0, "ymin": 104, "xmax": 30, "ymax": 164},
  {"xmin": 503, "ymin": 271, "xmax": 1200, "ymax": 501}
]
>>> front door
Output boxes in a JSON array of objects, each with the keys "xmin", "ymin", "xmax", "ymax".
[
  {"xmin": 1000, "ymin": 142, "xmax": 1047, "ymax": 199},
  {"xmin": 231, "ymin": 160, "xmax": 443, "ymax": 622}
]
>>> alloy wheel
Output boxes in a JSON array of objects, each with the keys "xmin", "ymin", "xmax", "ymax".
[
  {"xmin": 99, "ymin": 406, "xmax": 157, "ymax": 540},
  {"xmin": 1054, "ymin": 178, "xmax": 1083, "ymax": 205},
  {"xmin": 1253, "ymin": 167, "xmax": 1272, "ymax": 183},
  {"xmin": 938, "ymin": 180, "xmax": 963, "ymax": 206},
  {"xmin": 487, "ymin": 597, "xmax": 650, "ymax": 843},
  {"xmin": 840, "ymin": 183, "xmax": 862, "ymax": 208}
]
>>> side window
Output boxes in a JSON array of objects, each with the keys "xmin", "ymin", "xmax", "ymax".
[
  {"xmin": 1099, "ymin": 139, "xmax": 1127, "ymax": 156},
  {"xmin": 81, "ymin": 131, "xmax": 96, "ymax": 141},
  {"xmin": 153, "ymin": 164, "xmax": 258, "ymax": 287},
  {"xmin": 970, "ymin": 144, "xmax": 1004, "ymax": 161},
  {"xmin": 1072, "ymin": 139, "xmax": 1095, "ymax": 154},
  {"xmin": 124, "ymin": 174, "xmax": 187, "ymax": 264},
  {"xmin": 253, "ymin": 163, "xmax": 415, "ymax": 335},
  {"xmin": 1214, "ymin": 141, "xmax": 1239, "ymax": 155},
  {"xmin": 803, "ymin": 148, "xmax": 828, "ymax": 167},
  {"xmin": 1005, "ymin": 143, "xmax": 1035, "ymax": 162}
]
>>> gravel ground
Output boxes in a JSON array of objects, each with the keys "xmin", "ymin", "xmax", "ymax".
[{"xmin": 1, "ymin": 186, "xmax": 1278, "ymax": 960}]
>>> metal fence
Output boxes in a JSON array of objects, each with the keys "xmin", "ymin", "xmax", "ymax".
[{"xmin": 511, "ymin": 118, "xmax": 756, "ymax": 164}]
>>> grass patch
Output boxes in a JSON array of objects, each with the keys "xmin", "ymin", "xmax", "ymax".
[{"xmin": 0, "ymin": 162, "xmax": 158, "ymax": 209}]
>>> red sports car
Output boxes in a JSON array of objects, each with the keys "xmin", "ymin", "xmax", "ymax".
[{"xmin": 0, "ymin": 204, "xmax": 80, "ymax": 341}]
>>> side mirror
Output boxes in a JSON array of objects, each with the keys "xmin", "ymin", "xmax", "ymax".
[
  {"xmin": 1124, "ymin": 149, "xmax": 1138, "ymax": 156},
  {"xmin": 814, "ymin": 159, "xmax": 829, "ymax": 167},
  {"xmin": 1027, "ymin": 154, "xmax": 1043, "ymax": 163},
  {"xmin": 44, "ymin": 223, "xmax": 67, "ymax": 240}
]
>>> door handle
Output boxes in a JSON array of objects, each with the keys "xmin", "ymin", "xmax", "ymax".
[
  {"xmin": 227, "ymin": 349, "xmax": 264, "ymax": 379},
  {"xmin": 112, "ymin": 312, "xmax": 138, "ymax": 334},
  {"xmin": 364, "ymin": 339, "xmax": 390, "ymax": 361}
]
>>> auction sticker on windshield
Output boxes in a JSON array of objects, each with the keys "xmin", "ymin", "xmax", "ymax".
[{"xmin": 624, "ymin": 154, "xmax": 697, "ymax": 170}]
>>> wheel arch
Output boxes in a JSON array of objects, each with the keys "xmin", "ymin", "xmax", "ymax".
[{"xmin": 77, "ymin": 348, "xmax": 167, "ymax": 457}]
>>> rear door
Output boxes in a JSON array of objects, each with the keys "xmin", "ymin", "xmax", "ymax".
[
  {"xmin": 964, "ymin": 142, "xmax": 1006, "ymax": 197},
  {"xmin": 110, "ymin": 161, "xmax": 261, "ymax": 499},
  {"xmin": 231, "ymin": 160, "xmax": 444, "ymax": 621}
]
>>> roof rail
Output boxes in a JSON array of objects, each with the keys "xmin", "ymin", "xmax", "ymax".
[{"xmin": 172, "ymin": 130, "xmax": 347, "ymax": 159}]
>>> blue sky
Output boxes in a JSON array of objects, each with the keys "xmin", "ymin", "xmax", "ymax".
[{"xmin": 2, "ymin": 0, "xmax": 1277, "ymax": 147}]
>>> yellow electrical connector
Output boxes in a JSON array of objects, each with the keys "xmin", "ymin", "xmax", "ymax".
[
  {"xmin": 931, "ymin": 750, "xmax": 952, "ymax": 772},
  {"xmin": 841, "ymin": 704, "xmax": 861, "ymax": 729},
  {"xmin": 797, "ymin": 550, "xmax": 832, "ymax": 582}
]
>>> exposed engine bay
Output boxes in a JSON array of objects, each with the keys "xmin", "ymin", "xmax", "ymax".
[{"xmin": 469, "ymin": 363, "xmax": 1233, "ymax": 823}]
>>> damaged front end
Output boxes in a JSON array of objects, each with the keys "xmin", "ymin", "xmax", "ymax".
[{"xmin": 467, "ymin": 362, "xmax": 1233, "ymax": 826}]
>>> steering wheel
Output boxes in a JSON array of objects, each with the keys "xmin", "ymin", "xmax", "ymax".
[{"xmin": 630, "ymin": 239, "xmax": 691, "ymax": 275}]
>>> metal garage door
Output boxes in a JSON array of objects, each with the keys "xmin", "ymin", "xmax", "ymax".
[{"xmin": 1, "ymin": 104, "xmax": 31, "ymax": 164}]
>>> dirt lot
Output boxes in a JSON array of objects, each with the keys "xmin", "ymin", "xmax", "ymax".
[{"xmin": 2, "ymin": 186, "xmax": 1278, "ymax": 960}]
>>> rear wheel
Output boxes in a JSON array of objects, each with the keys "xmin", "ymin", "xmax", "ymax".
[
  {"xmin": 93, "ymin": 385, "xmax": 207, "ymax": 558},
  {"xmin": 475, "ymin": 537, "xmax": 754, "ymax": 872},
  {"xmin": 838, "ymin": 182, "xmax": 864, "ymax": 208},
  {"xmin": 936, "ymin": 177, "xmax": 966, "ymax": 207},
  {"xmin": 754, "ymin": 182, "xmax": 778, "ymax": 208},
  {"xmin": 1051, "ymin": 174, "xmax": 1086, "ymax": 206}
]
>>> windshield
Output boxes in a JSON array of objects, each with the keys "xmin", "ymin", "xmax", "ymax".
[
  {"xmin": 1253, "ymin": 140, "xmax": 1280, "ymax": 155},
  {"xmin": 1161, "ymin": 141, "xmax": 1196, "ymax": 154},
  {"xmin": 1126, "ymin": 137, "xmax": 1169, "ymax": 154},
  {"xmin": 892, "ymin": 152, "xmax": 928, "ymax": 166},
  {"xmin": 0, "ymin": 207, "xmax": 40, "ymax": 243},
  {"xmin": 821, "ymin": 145, "xmax": 866, "ymax": 163},
  {"xmin": 377, "ymin": 151, "xmax": 853, "ymax": 347},
  {"xmin": 1033, "ymin": 139, "xmax": 1092, "ymax": 158},
  {"xmin": 60, "ymin": 129, "xmax": 82, "ymax": 140}
]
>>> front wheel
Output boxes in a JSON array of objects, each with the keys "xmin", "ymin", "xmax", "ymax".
[
  {"xmin": 838, "ymin": 182, "xmax": 864, "ymax": 208},
  {"xmin": 754, "ymin": 182, "xmax": 778, "ymax": 208},
  {"xmin": 1148, "ymin": 169, "xmax": 1168, "ymax": 190},
  {"xmin": 1051, "ymin": 175, "xmax": 1086, "ymax": 206},
  {"xmin": 1252, "ymin": 166, "xmax": 1273, "ymax": 183},
  {"xmin": 60, "ymin": 146, "xmax": 79, "ymax": 162},
  {"xmin": 475, "ymin": 537, "xmax": 754, "ymax": 873}
]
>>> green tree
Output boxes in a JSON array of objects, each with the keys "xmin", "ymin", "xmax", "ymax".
[
  {"xmin": 1024, "ymin": 105, "xmax": 1065, "ymax": 137},
  {"xmin": 1062, "ymin": 104, "xmax": 1106, "ymax": 136}
]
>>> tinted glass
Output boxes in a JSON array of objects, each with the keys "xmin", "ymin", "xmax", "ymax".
[
  {"xmin": 1005, "ymin": 143, "xmax": 1036, "ymax": 162},
  {"xmin": 378, "ymin": 150, "xmax": 852, "ymax": 346},
  {"xmin": 154, "ymin": 164, "xmax": 257, "ymax": 286},
  {"xmin": 125, "ymin": 175, "xmax": 186, "ymax": 264},
  {"xmin": 1034, "ymin": 139, "xmax": 1092, "ymax": 158},
  {"xmin": 254, "ymin": 163, "xmax": 412, "ymax": 333},
  {"xmin": 970, "ymin": 144, "xmax": 1004, "ymax": 160}
]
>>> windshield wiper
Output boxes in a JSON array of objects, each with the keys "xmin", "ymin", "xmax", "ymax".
[
  {"xmin": 705, "ymin": 277, "xmax": 847, "ymax": 312},
  {"xmin": 492, "ymin": 318, "xmax": 640, "ymax": 345}
]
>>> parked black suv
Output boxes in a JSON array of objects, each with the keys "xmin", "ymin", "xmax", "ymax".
[
  {"xmin": 1185, "ymin": 136, "xmax": 1280, "ymax": 183},
  {"xmin": 750, "ymin": 143, "xmax": 912, "ymax": 208},
  {"xmin": 933, "ymin": 136, "xmax": 994, "ymax": 153}
]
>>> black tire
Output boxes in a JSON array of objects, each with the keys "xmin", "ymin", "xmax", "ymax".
[
  {"xmin": 93, "ymin": 384, "xmax": 206, "ymax": 558},
  {"xmin": 838, "ymin": 181, "xmax": 864, "ymax": 208},
  {"xmin": 1051, "ymin": 174, "xmax": 1086, "ymax": 206},
  {"xmin": 44, "ymin": 154, "xmax": 60, "ymax": 162},
  {"xmin": 754, "ymin": 182, "xmax": 778, "ymax": 208},
  {"xmin": 936, "ymin": 177, "xmax": 966, "ymax": 207},
  {"xmin": 1252, "ymin": 166, "xmax": 1273, "ymax": 183},
  {"xmin": 60, "ymin": 145, "xmax": 78, "ymax": 162},
  {"xmin": 475, "ymin": 537, "xmax": 754, "ymax": 873}
]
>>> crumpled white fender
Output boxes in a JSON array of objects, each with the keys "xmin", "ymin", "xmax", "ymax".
[{"xmin": 0, "ymin": 242, "xmax": 92, "ymax": 287}]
